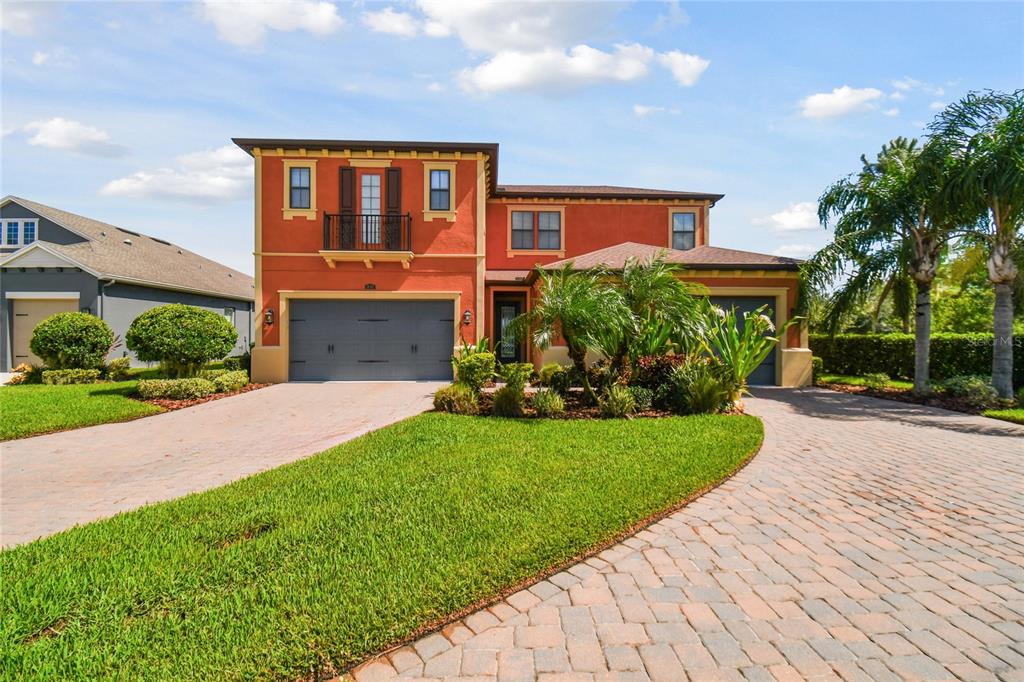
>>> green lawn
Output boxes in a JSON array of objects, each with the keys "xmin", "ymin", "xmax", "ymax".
[
  {"xmin": 0, "ymin": 413, "xmax": 762, "ymax": 680},
  {"xmin": 983, "ymin": 408, "xmax": 1024, "ymax": 425},
  {"xmin": 0, "ymin": 381, "xmax": 162, "ymax": 440},
  {"xmin": 818, "ymin": 373, "xmax": 915, "ymax": 390}
]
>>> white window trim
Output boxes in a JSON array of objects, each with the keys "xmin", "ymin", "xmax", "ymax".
[{"xmin": 2, "ymin": 219, "xmax": 38, "ymax": 247}]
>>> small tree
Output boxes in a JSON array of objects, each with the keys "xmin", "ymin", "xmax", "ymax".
[
  {"xmin": 30, "ymin": 312, "xmax": 114, "ymax": 369},
  {"xmin": 126, "ymin": 304, "xmax": 237, "ymax": 377}
]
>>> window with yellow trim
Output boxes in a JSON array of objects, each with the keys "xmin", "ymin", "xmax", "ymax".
[
  {"xmin": 422, "ymin": 161, "xmax": 457, "ymax": 220},
  {"xmin": 670, "ymin": 211, "xmax": 696, "ymax": 250},
  {"xmin": 511, "ymin": 210, "xmax": 562, "ymax": 250},
  {"xmin": 281, "ymin": 159, "xmax": 317, "ymax": 219}
]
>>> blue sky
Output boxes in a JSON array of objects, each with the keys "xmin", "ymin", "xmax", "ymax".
[{"xmin": 2, "ymin": 1, "xmax": 1021, "ymax": 275}]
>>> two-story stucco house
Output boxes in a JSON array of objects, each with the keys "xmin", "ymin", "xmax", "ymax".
[
  {"xmin": 233, "ymin": 138, "xmax": 812, "ymax": 387},
  {"xmin": 0, "ymin": 196, "xmax": 255, "ymax": 371}
]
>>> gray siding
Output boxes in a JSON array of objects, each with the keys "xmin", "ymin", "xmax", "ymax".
[
  {"xmin": 102, "ymin": 284, "xmax": 254, "ymax": 364},
  {"xmin": 0, "ymin": 269, "xmax": 99, "ymax": 371},
  {"xmin": 0, "ymin": 203, "xmax": 88, "ymax": 256}
]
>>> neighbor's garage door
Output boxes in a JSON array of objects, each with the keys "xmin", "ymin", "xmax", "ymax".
[
  {"xmin": 709, "ymin": 295, "xmax": 777, "ymax": 386},
  {"xmin": 12, "ymin": 298, "xmax": 78, "ymax": 366},
  {"xmin": 288, "ymin": 299, "xmax": 455, "ymax": 381}
]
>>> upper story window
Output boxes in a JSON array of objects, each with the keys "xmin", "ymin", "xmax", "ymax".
[
  {"xmin": 289, "ymin": 167, "xmax": 311, "ymax": 209},
  {"xmin": 282, "ymin": 159, "xmax": 318, "ymax": 220},
  {"xmin": 2, "ymin": 220, "xmax": 36, "ymax": 247},
  {"xmin": 422, "ymin": 161, "xmax": 457, "ymax": 221},
  {"xmin": 429, "ymin": 169, "xmax": 450, "ymax": 211},
  {"xmin": 671, "ymin": 211, "xmax": 696, "ymax": 250},
  {"xmin": 509, "ymin": 209, "xmax": 563, "ymax": 253}
]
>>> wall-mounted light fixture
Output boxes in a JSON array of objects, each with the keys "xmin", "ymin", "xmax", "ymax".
[
  {"xmin": 264, "ymin": 307, "xmax": 275, "ymax": 326},
  {"xmin": 462, "ymin": 309, "xmax": 472, "ymax": 326}
]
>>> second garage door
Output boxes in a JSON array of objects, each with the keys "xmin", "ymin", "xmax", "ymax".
[
  {"xmin": 289, "ymin": 299, "xmax": 455, "ymax": 381},
  {"xmin": 709, "ymin": 295, "xmax": 778, "ymax": 386}
]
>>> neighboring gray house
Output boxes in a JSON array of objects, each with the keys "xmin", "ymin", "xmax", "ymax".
[{"xmin": 0, "ymin": 196, "xmax": 254, "ymax": 371}]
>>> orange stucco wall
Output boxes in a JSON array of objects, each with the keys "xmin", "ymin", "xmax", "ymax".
[
  {"xmin": 484, "ymin": 200, "xmax": 708, "ymax": 270},
  {"xmin": 258, "ymin": 155, "xmax": 480, "ymax": 347}
]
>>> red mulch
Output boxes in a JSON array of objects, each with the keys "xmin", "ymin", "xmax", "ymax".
[
  {"xmin": 134, "ymin": 383, "xmax": 270, "ymax": 411},
  {"xmin": 819, "ymin": 382, "xmax": 992, "ymax": 415}
]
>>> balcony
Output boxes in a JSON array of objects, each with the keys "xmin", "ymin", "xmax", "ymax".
[{"xmin": 321, "ymin": 213, "xmax": 414, "ymax": 269}]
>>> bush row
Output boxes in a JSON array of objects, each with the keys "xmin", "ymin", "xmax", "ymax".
[
  {"xmin": 137, "ymin": 371, "xmax": 249, "ymax": 400},
  {"xmin": 41, "ymin": 369, "xmax": 102, "ymax": 385},
  {"xmin": 810, "ymin": 333, "xmax": 1023, "ymax": 386}
]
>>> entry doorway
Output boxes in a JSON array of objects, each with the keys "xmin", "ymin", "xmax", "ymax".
[{"xmin": 493, "ymin": 293, "xmax": 526, "ymax": 363}]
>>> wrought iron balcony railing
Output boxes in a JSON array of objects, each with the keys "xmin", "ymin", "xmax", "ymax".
[{"xmin": 323, "ymin": 213, "xmax": 412, "ymax": 252}]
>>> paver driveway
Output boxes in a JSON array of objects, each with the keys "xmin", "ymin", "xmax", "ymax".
[
  {"xmin": 349, "ymin": 389, "xmax": 1024, "ymax": 682},
  {"xmin": 0, "ymin": 381, "xmax": 441, "ymax": 547}
]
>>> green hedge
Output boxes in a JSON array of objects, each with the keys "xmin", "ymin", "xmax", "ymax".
[
  {"xmin": 41, "ymin": 369, "xmax": 101, "ymax": 385},
  {"xmin": 809, "ymin": 333, "xmax": 1023, "ymax": 386}
]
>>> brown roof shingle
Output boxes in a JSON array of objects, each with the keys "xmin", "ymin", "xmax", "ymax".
[
  {"xmin": 2, "ymin": 197, "xmax": 254, "ymax": 300},
  {"xmin": 539, "ymin": 242, "xmax": 801, "ymax": 272}
]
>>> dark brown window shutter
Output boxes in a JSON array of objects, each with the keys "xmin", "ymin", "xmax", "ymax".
[
  {"xmin": 339, "ymin": 167, "xmax": 355, "ymax": 215},
  {"xmin": 385, "ymin": 167, "xmax": 401, "ymax": 214}
]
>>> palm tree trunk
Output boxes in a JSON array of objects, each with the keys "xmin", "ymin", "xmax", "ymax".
[
  {"xmin": 992, "ymin": 282, "xmax": 1015, "ymax": 398},
  {"xmin": 567, "ymin": 344, "xmax": 598, "ymax": 405},
  {"xmin": 913, "ymin": 280, "xmax": 932, "ymax": 396}
]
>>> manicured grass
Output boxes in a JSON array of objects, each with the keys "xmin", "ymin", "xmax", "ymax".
[
  {"xmin": 983, "ymin": 408, "xmax": 1024, "ymax": 425},
  {"xmin": 0, "ymin": 413, "xmax": 762, "ymax": 680},
  {"xmin": 0, "ymin": 381, "xmax": 162, "ymax": 441},
  {"xmin": 819, "ymin": 373, "xmax": 914, "ymax": 390}
]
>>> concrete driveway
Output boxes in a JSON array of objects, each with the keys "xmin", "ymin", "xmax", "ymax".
[
  {"xmin": 349, "ymin": 389, "xmax": 1024, "ymax": 681},
  {"xmin": 0, "ymin": 382, "xmax": 442, "ymax": 547}
]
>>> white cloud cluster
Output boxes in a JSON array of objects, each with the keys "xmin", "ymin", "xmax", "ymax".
[
  {"xmin": 359, "ymin": 2, "xmax": 709, "ymax": 94},
  {"xmin": 0, "ymin": 2, "xmax": 54, "ymax": 36},
  {"xmin": 800, "ymin": 85, "xmax": 883, "ymax": 119},
  {"xmin": 24, "ymin": 118, "xmax": 127, "ymax": 157},
  {"xmin": 198, "ymin": 0, "xmax": 344, "ymax": 48},
  {"xmin": 772, "ymin": 244, "xmax": 817, "ymax": 259},
  {"xmin": 753, "ymin": 202, "xmax": 821, "ymax": 233},
  {"xmin": 31, "ymin": 47, "xmax": 76, "ymax": 68},
  {"xmin": 633, "ymin": 104, "xmax": 680, "ymax": 117},
  {"xmin": 891, "ymin": 77, "xmax": 945, "ymax": 97},
  {"xmin": 101, "ymin": 145, "xmax": 252, "ymax": 202}
]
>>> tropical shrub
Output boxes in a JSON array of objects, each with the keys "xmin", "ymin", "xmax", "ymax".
[
  {"xmin": 537, "ymin": 363, "xmax": 571, "ymax": 394},
  {"xmin": 492, "ymin": 385, "xmax": 524, "ymax": 417},
  {"xmin": 628, "ymin": 385, "xmax": 654, "ymax": 412},
  {"xmin": 432, "ymin": 383, "xmax": 479, "ymax": 415},
  {"xmin": 456, "ymin": 352, "xmax": 495, "ymax": 392},
  {"xmin": 213, "ymin": 370, "xmax": 249, "ymax": 393},
  {"xmin": 30, "ymin": 312, "xmax": 113, "ymax": 369},
  {"xmin": 706, "ymin": 304, "xmax": 790, "ymax": 396},
  {"xmin": 9, "ymin": 363, "xmax": 43, "ymax": 385},
  {"xmin": 531, "ymin": 388, "xmax": 565, "ymax": 417},
  {"xmin": 809, "ymin": 333, "xmax": 1024, "ymax": 386},
  {"xmin": 137, "ymin": 378, "xmax": 217, "ymax": 400},
  {"xmin": 41, "ymin": 369, "xmax": 101, "ymax": 385},
  {"xmin": 811, "ymin": 356, "xmax": 824, "ymax": 385},
  {"xmin": 863, "ymin": 373, "xmax": 891, "ymax": 391},
  {"xmin": 669, "ymin": 362, "xmax": 734, "ymax": 415},
  {"xmin": 105, "ymin": 357, "xmax": 132, "ymax": 381},
  {"xmin": 600, "ymin": 384, "xmax": 636, "ymax": 418},
  {"xmin": 126, "ymin": 304, "xmax": 238, "ymax": 378},
  {"xmin": 631, "ymin": 354, "xmax": 686, "ymax": 389},
  {"xmin": 498, "ymin": 362, "xmax": 534, "ymax": 393},
  {"xmin": 450, "ymin": 337, "xmax": 490, "ymax": 376},
  {"xmin": 941, "ymin": 375, "xmax": 1000, "ymax": 409}
]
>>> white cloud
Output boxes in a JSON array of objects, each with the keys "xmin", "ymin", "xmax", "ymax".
[
  {"xmin": 753, "ymin": 202, "xmax": 821, "ymax": 233},
  {"xmin": 198, "ymin": 0, "xmax": 344, "ymax": 48},
  {"xmin": 458, "ymin": 43, "xmax": 653, "ymax": 94},
  {"xmin": 24, "ymin": 118, "xmax": 127, "ymax": 157},
  {"xmin": 101, "ymin": 145, "xmax": 252, "ymax": 202},
  {"xmin": 657, "ymin": 50, "xmax": 709, "ymax": 87},
  {"xmin": 1, "ymin": 2, "xmax": 54, "ymax": 36},
  {"xmin": 799, "ymin": 85, "xmax": 883, "ymax": 119},
  {"xmin": 883, "ymin": 107, "xmax": 900, "ymax": 117},
  {"xmin": 772, "ymin": 244, "xmax": 817, "ymax": 259},
  {"xmin": 653, "ymin": 0, "xmax": 690, "ymax": 31},
  {"xmin": 362, "ymin": 7, "xmax": 419, "ymax": 37},
  {"xmin": 891, "ymin": 76, "xmax": 945, "ymax": 96},
  {"xmin": 633, "ymin": 104, "xmax": 679, "ymax": 117},
  {"xmin": 891, "ymin": 77, "xmax": 919, "ymax": 92},
  {"xmin": 426, "ymin": 81, "xmax": 445, "ymax": 92},
  {"xmin": 416, "ymin": 0, "xmax": 620, "ymax": 53},
  {"xmin": 30, "ymin": 47, "xmax": 76, "ymax": 68},
  {"xmin": 929, "ymin": 101, "xmax": 946, "ymax": 110},
  {"xmin": 31, "ymin": 51, "xmax": 48, "ymax": 65},
  {"xmin": 889, "ymin": 91, "xmax": 905, "ymax": 101}
]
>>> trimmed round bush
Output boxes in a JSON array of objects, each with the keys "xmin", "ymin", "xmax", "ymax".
[
  {"xmin": 213, "ymin": 370, "xmax": 249, "ymax": 393},
  {"xmin": 105, "ymin": 357, "xmax": 132, "ymax": 381},
  {"xmin": 941, "ymin": 375, "xmax": 999, "ymax": 409},
  {"xmin": 538, "ymin": 363, "xmax": 571, "ymax": 395},
  {"xmin": 531, "ymin": 388, "xmax": 565, "ymax": 417},
  {"xmin": 863, "ymin": 373, "xmax": 891, "ymax": 391},
  {"xmin": 42, "ymin": 369, "xmax": 101, "ymax": 385},
  {"xmin": 30, "ymin": 312, "xmax": 113, "ymax": 369},
  {"xmin": 137, "ymin": 378, "xmax": 217, "ymax": 400},
  {"xmin": 126, "ymin": 304, "xmax": 237, "ymax": 378},
  {"xmin": 492, "ymin": 385, "xmax": 524, "ymax": 417},
  {"xmin": 456, "ymin": 352, "xmax": 495, "ymax": 392},
  {"xmin": 433, "ymin": 383, "xmax": 479, "ymax": 415}
]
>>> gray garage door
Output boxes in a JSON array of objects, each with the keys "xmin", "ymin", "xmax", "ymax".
[
  {"xmin": 289, "ymin": 300, "xmax": 455, "ymax": 381},
  {"xmin": 709, "ymin": 296, "xmax": 777, "ymax": 386}
]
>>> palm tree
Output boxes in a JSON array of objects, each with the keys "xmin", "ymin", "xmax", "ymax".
[
  {"xmin": 803, "ymin": 137, "xmax": 961, "ymax": 395},
  {"xmin": 600, "ymin": 254, "xmax": 707, "ymax": 371},
  {"xmin": 506, "ymin": 265, "xmax": 629, "ymax": 404},
  {"xmin": 929, "ymin": 90, "xmax": 1024, "ymax": 398}
]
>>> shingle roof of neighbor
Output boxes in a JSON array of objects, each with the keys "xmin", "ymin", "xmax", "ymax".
[
  {"xmin": 1, "ymin": 197, "xmax": 254, "ymax": 301},
  {"xmin": 494, "ymin": 185, "xmax": 725, "ymax": 202},
  {"xmin": 539, "ymin": 242, "xmax": 801, "ymax": 273}
]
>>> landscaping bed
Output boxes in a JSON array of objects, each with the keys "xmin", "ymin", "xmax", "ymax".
[
  {"xmin": 0, "ymin": 412, "xmax": 763, "ymax": 680},
  {"xmin": 133, "ymin": 382, "xmax": 269, "ymax": 411}
]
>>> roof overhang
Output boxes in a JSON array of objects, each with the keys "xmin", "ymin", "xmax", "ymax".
[{"xmin": 0, "ymin": 242, "xmax": 101, "ymax": 276}]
